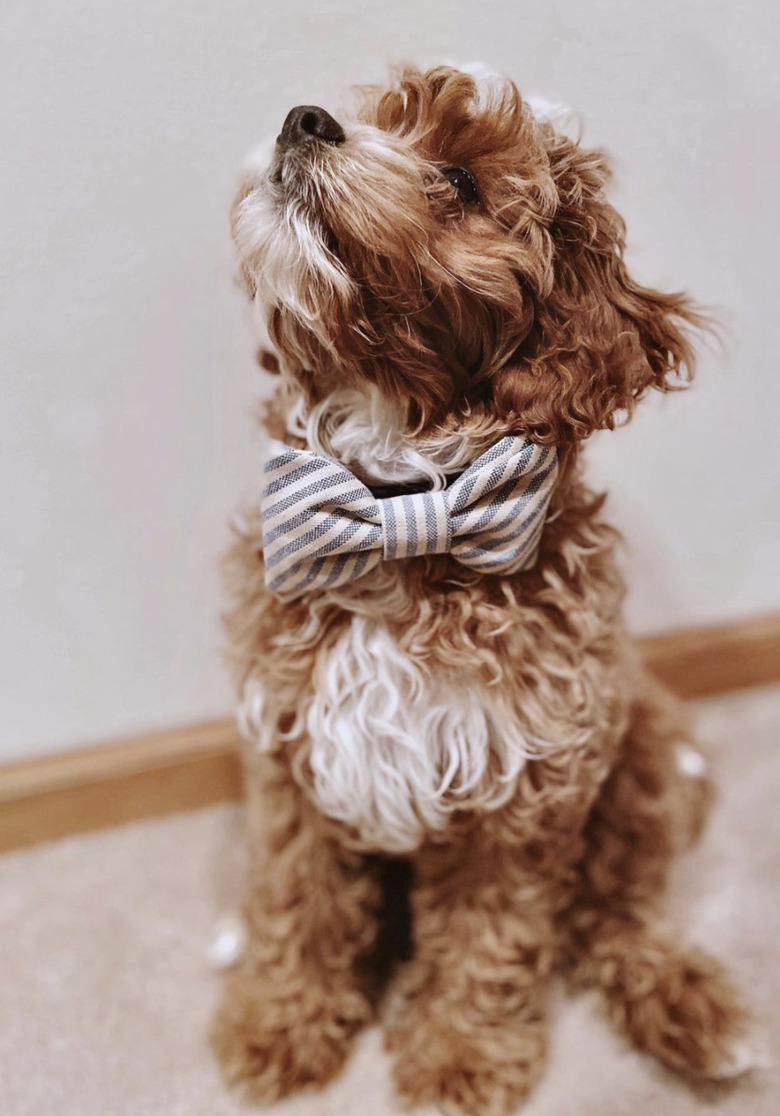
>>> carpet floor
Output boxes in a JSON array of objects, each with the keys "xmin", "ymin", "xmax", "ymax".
[{"xmin": 1, "ymin": 685, "xmax": 779, "ymax": 1116}]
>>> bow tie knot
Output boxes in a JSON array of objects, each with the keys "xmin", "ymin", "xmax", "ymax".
[
  {"xmin": 379, "ymin": 490, "xmax": 452, "ymax": 561},
  {"xmin": 260, "ymin": 435, "xmax": 558, "ymax": 599}
]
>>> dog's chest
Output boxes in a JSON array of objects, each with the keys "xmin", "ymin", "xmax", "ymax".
[
  {"xmin": 303, "ymin": 615, "xmax": 533, "ymax": 854},
  {"xmin": 259, "ymin": 390, "xmax": 555, "ymax": 852}
]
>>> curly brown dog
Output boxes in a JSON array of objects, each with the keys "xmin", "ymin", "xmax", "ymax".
[{"xmin": 212, "ymin": 65, "xmax": 757, "ymax": 1116}]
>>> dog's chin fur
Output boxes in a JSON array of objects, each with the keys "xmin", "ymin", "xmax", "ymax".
[
  {"xmin": 290, "ymin": 385, "xmax": 503, "ymax": 489},
  {"xmin": 214, "ymin": 64, "xmax": 754, "ymax": 1116}
]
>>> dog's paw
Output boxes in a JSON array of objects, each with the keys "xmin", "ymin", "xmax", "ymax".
[
  {"xmin": 387, "ymin": 1016, "xmax": 545, "ymax": 1116},
  {"xmin": 211, "ymin": 970, "xmax": 371, "ymax": 1101},
  {"xmin": 603, "ymin": 941, "xmax": 756, "ymax": 1080},
  {"xmin": 708, "ymin": 1028, "xmax": 771, "ymax": 1079}
]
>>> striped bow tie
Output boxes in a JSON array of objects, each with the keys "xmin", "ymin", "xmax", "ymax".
[{"xmin": 260, "ymin": 435, "xmax": 558, "ymax": 598}]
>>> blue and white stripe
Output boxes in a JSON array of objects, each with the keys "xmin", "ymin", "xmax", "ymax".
[{"xmin": 260, "ymin": 436, "xmax": 558, "ymax": 598}]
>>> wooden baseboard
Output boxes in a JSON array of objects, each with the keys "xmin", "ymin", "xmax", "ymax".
[
  {"xmin": 0, "ymin": 720, "xmax": 241, "ymax": 854},
  {"xmin": 1, "ymin": 613, "xmax": 779, "ymax": 854},
  {"xmin": 639, "ymin": 612, "xmax": 780, "ymax": 698}
]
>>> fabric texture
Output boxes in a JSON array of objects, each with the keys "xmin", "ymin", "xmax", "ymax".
[{"xmin": 260, "ymin": 435, "xmax": 558, "ymax": 597}]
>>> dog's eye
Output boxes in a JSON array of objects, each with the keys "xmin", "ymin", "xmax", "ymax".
[{"xmin": 440, "ymin": 165, "xmax": 479, "ymax": 204}]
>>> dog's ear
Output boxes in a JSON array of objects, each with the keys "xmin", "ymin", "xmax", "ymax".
[{"xmin": 494, "ymin": 132, "xmax": 704, "ymax": 444}]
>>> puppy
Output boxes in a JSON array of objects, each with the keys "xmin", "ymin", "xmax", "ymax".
[{"xmin": 212, "ymin": 65, "xmax": 755, "ymax": 1116}]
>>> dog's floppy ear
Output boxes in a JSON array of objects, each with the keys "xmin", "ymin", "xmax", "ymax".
[{"xmin": 494, "ymin": 131, "xmax": 704, "ymax": 444}]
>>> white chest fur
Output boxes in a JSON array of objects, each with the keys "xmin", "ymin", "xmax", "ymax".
[{"xmin": 303, "ymin": 615, "xmax": 535, "ymax": 853}]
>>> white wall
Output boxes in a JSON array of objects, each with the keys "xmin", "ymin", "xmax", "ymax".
[{"xmin": 2, "ymin": 0, "xmax": 778, "ymax": 761}]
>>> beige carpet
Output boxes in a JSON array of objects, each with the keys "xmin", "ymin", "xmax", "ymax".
[{"xmin": 1, "ymin": 686, "xmax": 779, "ymax": 1116}]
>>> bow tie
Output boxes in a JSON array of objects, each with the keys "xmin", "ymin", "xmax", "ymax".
[{"xmin": 260, "ymin": 435, "xmax": 558, "ymax": 599}]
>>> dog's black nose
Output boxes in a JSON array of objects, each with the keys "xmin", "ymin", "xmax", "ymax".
[{"xmin": 278, "ymin": 105, "xmax": 345, "ymax": 148}]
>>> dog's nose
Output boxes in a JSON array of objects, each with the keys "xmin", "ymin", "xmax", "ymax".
[{"xmin": 278, "ymin": 105, "xmax": 345, "ymax": 147}]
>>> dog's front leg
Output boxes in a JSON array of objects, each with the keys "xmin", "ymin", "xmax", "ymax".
[
  {"xmin": 211, "ymin": 755, "xmax": 381, "ymax": 1101},
  {"xmin": 386, "ymin": 827, "xmax": 554, "ymax": 1116}
]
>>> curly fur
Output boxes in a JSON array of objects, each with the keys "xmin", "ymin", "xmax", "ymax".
[{"xmin": 213, "ymin": 65, "xmax": 755, "ymax": 1115}]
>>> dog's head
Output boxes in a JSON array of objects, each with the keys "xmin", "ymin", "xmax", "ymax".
[{"xmin": 234, "ymin": 65, "xmax": 700, "ymax": 443}]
